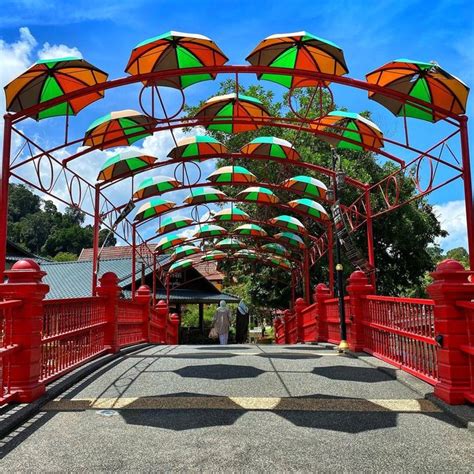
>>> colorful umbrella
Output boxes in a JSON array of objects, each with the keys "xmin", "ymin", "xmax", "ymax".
[
  {"xmin": 168, "ymin": 135, "xmax": 228, "ymax": 161},
  {"xmin": 281, "ymin": 175, "xmax": 327, "ymax": 200},
  {"xmin": 157, "ymin": 215, "xmax": 193, "ymax": 235},
  {"xmin": 4, "ymin": 57, "xmax": 108, "ymax": 120},
  {"xmin": 134, "ymin": 198, "xmax": 175, "ymax": 222},
  {"xmin": 156, "ymin": 233, "xmax": 187, "ymax": 253},
  {"xmin": 216, "ymin": 238, "xmax": 246, "ymax": 250},
  {"xmin": 288, "ymin": 198, "xmax": 329, "ymax": 221},
  {"xmin": 266, "ymin": 255, "xmax": 292, "ymax": 270},
  {"xmin": 246, "ymin": 31, "xmax": 348, "ymax": 88},
  {"xmin": 184, "ymin": 187, "xmax": 227, "ymax": 205},
  {"xmin": 312, "ymin": 111, "xmax": 384, "ymax": 151},
  {"xmin": 97, "ymin": 151, "xmax": 157, "ymax": 182},
  {"xmin": 125, "ymin": 31, "xmax": 228, "ymax": 89},
  {"xmin": 133, "ymin": 176, "xmax": 181, "ymax": 200},
  {"xmin": 237, "ymin": 186, "xmax": 279, "ymax": 204},
  {"xmin": 366, "ymin": 59, "xmax": 470, "ymax": 122},
  {"xmin": 214, "ymin": 207, "xmax": 249, "ymax": 222},
  {"xmin": 233, "ymin": 249, "xmax": 259, "ymax": 260},
  {"xmin": 234, "ymin": 224, "xmax": 267, "ymax": 237},
  {"xmin": 83, "ymin": 110, "xmax": 156, "ymax": 150},
  {"xmin": 194, "ymin": 93, "xmax": 271, "ymax": 133},
  {"xmin": 261, "ymin": 243, "xmax": 289, "ymax": 257},
  {"xmin": 172, "ymin": 244, "xmax": 201, "ymax": 261},
  {"xmin": 207, "ymin": 166, "xmax": 257, "ymax": 183},
  {"xmin": 194, "ymin": 224, "xmax": 227, "ymax": 238},
  {"xmin": 269, "ymin": 215, "xmax": 306, "ymax": 234},
  {"xmin": 201, "ymin": 250, "xmax": 227, "ymax": 262},
  {"xmin": 274, "ymin": 231, "xmax": 305, "ymax": 249},
  {"xmin": 240, "ymin": 136, "xmax": 300, "ymax": 161},
  {"xmin": 169, "ymin": 258, "xmax": 194, "ymax": 273}
]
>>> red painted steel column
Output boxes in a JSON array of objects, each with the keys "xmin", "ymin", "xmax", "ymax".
[
  {"xmin": 314, "ymin": 283, "xmax": 331, "ymax": 343},
  {"xmin": 294, "ymin": 297, "xmax": 307, "ymax": 342},
  {"xmin": 364, "ymin": 190, "xmax": 376, "ymax": 289},
  {"xmin": 96, "ymin": 272, "xmax": 121, "ymax": 354},
  {"xmin": 0, "ymin": 114, "xmax": 13, "ymax": 278},
  {"xmin": 0, "ymin": 259, "xmax": 49, "ymax": 402},
  {"xmin": 131, "ymin": 224, "xmax": 137, "ymax": 298},
  {"xmin": 92, "ymin": 184, "xmax": 100, "ymax": 295},
  {"xmin": 459, "ymin": 116, "xmax": 474, "ymax": 270},
  {"xmin": 135, "ymin": 284, "xmax": 151, "ymax": 342},
  {"xmin": 346, "ymin": 270, "xmax": 374, "ymax": 352},
  {"xmin": 152, "ymin": 254, "xmax": 157, "ymax": 307},
  {"xmin": 427, "ymin": 259, "xmax": 473, "ymax": 404}
]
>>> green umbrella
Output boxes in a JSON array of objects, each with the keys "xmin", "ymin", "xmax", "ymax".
[
  {"xmin": 269, "ymin": 215, "xmax": 306, "ymax": 234},
  {"xmin": 167, "ymin": 135, "xmax": 228, "ymax": 161},
  {"xmin": 237, "ymin": 186, "xmax": 279, "ymax": 204},
  {"xmin": 266, "ymin": 255, "xmax": 292, "ymax": 270},
  {"xmin": 172, "ymin": 244, "xmax": 201, "ymax": 261},
  {"xmin": 169, "ymin": 258, "xmax": 194, "ymax": 273},
  {"xmin": 233, "ymin": 224, "xmax": 267, "ymax": 237},
  {"xmin": 274, "ymin": 231, "xmax": 305, "ymax": 249},
  {"xmin": 261, "ymin": 243, "xmax": 289, "ymax": 257},
  {"xmin": 134, "ymin": 198, "xmax": 175, "ymax": 223},
  {"xmin": 240, "ymin": 136, "xmax": 300, "ymax": 160},
  {"xmin": 97, "ymin": 151, "xmax": 157, "ymax": 182},
  {"xmin": 288, "ymin": 198, "xmax": 329, "ymax": 221},
  {"xmin": 281, "ymin": 175, "xmax": 327, "ymax": 200},
  {"xmin": 133, "ymin": 176, "xmax": 182, "ymax": 200},
  {"xmin": 201, "ymin": 250, "xmax": 227, "ymax": 262},
  {"xmin": 214, "ymin": 207, "xmax": 249, "ymax": 222},
  {"xmin": 194, "ymin": 224, "xmax": 227, "ymax": 238},
  {"xmin": 216, "ymin": 237, "xmax": 246, "ymax": 250},
  {"xmin": 207, "ymin": 166, "xmax": 257, "ymax": 183},
  {"xmin": 233, "ymin": 249, "xmax": 259, "ymax": 260},
  {"xmin": 157, "ymin": 215, "xmax": 193, "ymax": 235},
  {"xmin": 156, "ymin": 234, "xmax": 187, "ymax": 253},
  {"xmin": 184, "ymin": 187, "xmax": 227, "ymax": 205}
]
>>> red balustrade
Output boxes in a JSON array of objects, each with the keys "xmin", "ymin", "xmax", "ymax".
[
  {"xmin": 457, "ymin": 301, "xmax": 474, "ymax": 403},
  {"xmin": 150, "ymin": 300, "xmax": 168, "ymax": 344},
  {"xmin": 323, "ymin": 297, "xmax": 351, "ymax": 345},
  {"xmin": 117, "ymin": 299, "xmax": 147, "ymax": 348}
]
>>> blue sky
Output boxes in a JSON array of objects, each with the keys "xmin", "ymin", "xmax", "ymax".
[{"xmin": 0, "ymin": 0, "xmax": 473, "ymax": 250}]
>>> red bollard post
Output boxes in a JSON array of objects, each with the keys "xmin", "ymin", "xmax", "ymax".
[
  {"xmin": 427, "ymin": 259, "xmax": 474, "ymax": 405},
  {"xmin": 135, "ymin": 285, "xmax": 151, "ymax": 342},
  {"xmin": 294, "ymin": 297, "xmax": 308, "ymax": 343},
  {"xmin": 0, "ymin": 259, "xmax": 49, "ymax": 402},
  {"xmin": 314, "ymin": 283, "xmax": 331, "ymax": 343},
  {"xmin": 346, "ymin": 271, "xmax": 374, "ymax": 352},
  {"xmin": 284, "ymin": 309, "xmax": 297, "ymax": 344},
  {"xmin": 168, "ymin": 313, "xmax": 180, "ymax": 345},
  {"xmin": 96, "ymin": 272, "xmax": 121, "ymax": 354},
  {"xmin": 273, "ymin": 317, "xmax": 285, "ymax": 344}
]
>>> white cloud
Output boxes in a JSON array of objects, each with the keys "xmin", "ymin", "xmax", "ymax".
[
  {"xmin": 433, "ymin": 200, "xmax": 468, "ymax": 251},
  {"xmin": 37, "ymin": 42, "xmax": 82, "ymax": 60}
]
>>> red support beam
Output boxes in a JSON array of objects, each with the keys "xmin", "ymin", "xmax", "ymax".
[{"xmin": 0, "ymin": 114, "xmax": 12, "ymax": 278}]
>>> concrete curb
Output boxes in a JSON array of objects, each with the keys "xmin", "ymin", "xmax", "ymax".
[{"xmin": 0, "ymin": 343, "xmax": 151, "ymax": 440}]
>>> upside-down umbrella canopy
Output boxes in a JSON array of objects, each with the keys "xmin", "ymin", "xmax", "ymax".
[
  {"xmin": 133, "ymin": 175, "xmax": 182, "ymax": 200},
  {"xmin": 269, "ymin": 215, "xmax": 306, "ymax": 234},
  {"xmin": 266, "ymin": 255, "xmax": 292, "ymax": 270},
  {"xmin": 261, "ymin": 242, "xmax": 289, "ymax": 257},
  {"xmin": 134, "ymin": 198, "xmax": 175, "ymax": 222},
  {"xmin": 97, "ymin": 151, "xmax": 157, "ymax": 182},
  {"xmin": 207, "ymin": 166, "xmax": 257, "ymax": 183},
  {"xmin": 156, "ymin": 233, "xmax": 187, "ymax": 253},
  {"xmin": 216, "ymin": 237, "xmax": 246, "ymax": 250},
  {"xmin": 240, "ymin": 136, "xmax": 300, "ymax": 161},
  {"xmin": 234, "ymin": 223, "xmax": 267, "ymax": 237},
  {"xmin": 157, "ymin": 215, "xmax": 194, "ymax": 235},
  {"xmin": 4, "ymin": 57, "xmax": 108, "ymax": 120},
  {"xmin": 233, "ymin": 249, "xmax": 259, "ymax": 260},
  {"xmin": 83, "ymin": 110, "xmax": 156, "ymax": 150},
  {"xmin": 246, "ymin": 31, "xmax": 348, "ymax": 88},
  {"xmin": 194, "ymin": 224, "xmax": 227, "ymax": 238},
  {"xmin": 194, "ymin": 93, "xmax": 271, "ymax": 133},
  {"xmin": 172, "ymin": 244, "xmax": 201, "ymax": 261},
  {"xmin": 281, "ymin": 175, "xmax": 327, "ymax": 200},
  {"xmin": 366, "ymin": 59, "xmax": 470, "ymax": 122},
  {"xmin": 201, "ymin": 250, "xmax": 227, "ymax": 262},
  {"xmin": 169, "ymin": 258, "xmax": 194, "ymax": 273},
  {"xmin": 275, "ymin": 231, "xmax": 305, "ymax": 249},
  {"xmin": 167, "ymin": 135, "xmax": 228, "ymax": 161},
  {"xmin": 125, "ymin": 31, "xmax": 228, "ymax": 89},
  {"xmin": 237, "ymin": 186, "xmax": 279, "ymax": 204},
  {"xmin": 312, "ymin": 111, "xmax": 384, "ymax": 151},
  {"xmin": 184, "ymin": 187, "xmax": 227, "ymax": 205},
  {"xmin": 214, "ymin": 207, "xmax": 249, "ymax": 222},
  {"xmin": 288, "ymin": 198, "xmax": 329, "ymax": 221}
]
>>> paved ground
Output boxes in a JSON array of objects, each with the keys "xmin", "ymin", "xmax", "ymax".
[{"xmin": 1, "ymin": 344, "xmax": 472, "ymax": 472}]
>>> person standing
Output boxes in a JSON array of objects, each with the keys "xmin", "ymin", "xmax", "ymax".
[
  {"xmin": 213, "ymin": 300, "xmax": 232, "ymax": 345},
  {"xmin": 235, "ymin": 300, "xmax": 249, "ymax": 343}
]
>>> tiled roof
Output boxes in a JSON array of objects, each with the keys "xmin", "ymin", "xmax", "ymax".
[{"xmin": 122, "ymin": 289, "xmax": 240, "ymax": 304}]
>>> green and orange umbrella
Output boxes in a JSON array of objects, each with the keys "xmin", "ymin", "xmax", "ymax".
[
  {"xmin": 246, "ymin": 31, "xmax": 348, "ymax": 88},
  {"xmin": 288, "ymin": 198, "xmax": 329, "ymax": 221},
  {"xmin": 269, "ymin": 215, "xmax": 306, "ymax": 234},
  {"xmin": 4, "ymin": 57, "xmax": 108, "ymax": 120},
  {"xmin": 194, "ymin": 224, "xmax": 227, "ymax": 238},
  {"xmin": 194, "ymin": 93, "xmax": 271, "ymax": 133},
  {"xmin": 237, "ymin": 186, "xmax": 279, "ymax": 204},
  {"xmin": 214, "ymin": 207, "xmax": 249, "ymax": 222},
  {"xmin": 83, "ymin": 110, "xmax": 156, "ymax": 150},
  {"xmin": 172, "ymin": 244, "xmax": 201, "ymax": 261},
  {"xmin": 234, "ymin": 224, "xmax": 267, "ymax": 237},
  {"xmin": 366, "ymin": 59, "xmax": 470, "ymax": 122},
  {"xmin": 234, "ymin": 249, "xmax": 259, "ymax": 260},
  {"xmin": 125, "ymin": 31, "xmax": 228, "ymax": 89},
  {"xmin": 157, "ymin": 215, "xmax": 193, "ymax": 234},
  {"xmin": 97, "ymin": 151, "xmax": 157, "ymax": 182},
  {"xmin": 207, "ymin": 166, "xmax": 257, "ymax": 184},
  {"xmin": 216, "ymin": 237, "xmax": 246, "ymax": 250},
  {"xmin": 281, "ymin": 175, "xmax": 327, "ymax": 200},
  {"xmin": 266, "ymin": 255, "xmax": 292, "ymax": 270},
  {"xmin": 168, "ymin": 135, "xmax": 228, "ymax": 161},
  {"xmin": 201, "ymin": 250, "xmax": 227, "ymax": 262},
  {"xmin": 312, "ymin": 111, "xmax": 383, "ymax": 151},
  {"xmin": 134, "ymin": 198, "xmax": 175, "ymax": 223},
  {"xmin": 156, "ymin": 233, "xmax": 187, "ymax": 253},
  {"xmin": 133, "ymin": 176, "xmax": 181, "ymax": 200},
  {"xmin": 275, "ymin": 231, "xmax": 305, "ymax": 249},
  {"xmin": 169, "ymin": 258, "xmax": 194, "ymax": 273},
  {"xmin": 261, "ymin": 243, "xmax": 289, "ymax": 257},
  {"xmin": 240, "ymin": 137, "xmax": 300, "ymax": 161},
  {"xmin": 184, "ymin": 187, "xmax": 227, "ymax": 205}
]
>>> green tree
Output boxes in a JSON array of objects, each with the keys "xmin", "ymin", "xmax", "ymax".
[
  {"xmin": 53, "ymin": 252, "xmax": 78, "ymax": 262},
  {"xmin": 445, "ymin": 247, "xmax": 469, "ymax": 268}
]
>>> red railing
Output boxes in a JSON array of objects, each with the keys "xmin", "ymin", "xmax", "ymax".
[
  {"xmin": 117, "ymin": 299, "xmax": 147, "ymax": 348},
  {"xmin": 323, "ymin": 297, "xmax": 351, "ymax": 345},
  {"xmin": 41, "ymin": 297, "xmax": 108, "ymax": 383},
  {"xmin": 362, "ymin": 295, "xmax": 438, "ymax": 384},
  {"xmin": 0, "ymin": 299, "xmax": 22, "ymax": 404},
  {"xmin": 457, "ymin": 301, "xmax": 474, "ymax": 403},
  {"xmin": 149, "ymin": 304, "xmax": 167, "ymax": 344}
]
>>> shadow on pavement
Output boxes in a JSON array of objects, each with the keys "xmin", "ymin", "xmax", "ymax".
[
  {"xmin": 174, "ymin": 364, "xmax": 265, "ymax": 380},
  {"xmin": 312, "ymin": 365, "xmax": 392, "ymax": 383},
  {"xmin": 195, "ymin": 346, "xmax": 251, "ymax": 350},
  {"xmin": 257, "ymin": 354, "xmax": 322, "ymax": 360}
]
